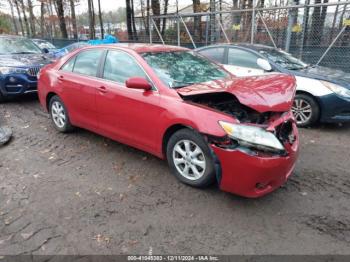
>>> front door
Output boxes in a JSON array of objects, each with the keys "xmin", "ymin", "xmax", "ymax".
[{"xmin": 95, "ymin": 50, "xmax": 163, "ymax": 153}]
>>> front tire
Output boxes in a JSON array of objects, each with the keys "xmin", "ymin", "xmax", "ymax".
[
  {"xmin": 166, "ymin": 128, "xmax": 216, "ymax": 188},
  {"xmin": 292, "ymin": 94, "xmax": 320, "ymax": 127},
  {"xmin": 0, "ymin": 91, "xmax": 6, "ymax": 103},
  {"xmin": 49, "ymin": 95, "xmax": 74, "ymax": 132}
]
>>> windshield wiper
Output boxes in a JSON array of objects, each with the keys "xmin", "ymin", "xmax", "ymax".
[
  {"xmin": 11, "ymin": 52, "xmax": 38, "ymax": 54},
  {"xmin": 171, "ymin": 80, "xmax": 196, "ymax": 89}
]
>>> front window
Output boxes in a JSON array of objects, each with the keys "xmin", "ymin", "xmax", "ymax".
[
  {"xmin": 0, "ymin": 37, "xmax": 42, "ymax": 55},
  {"xmin": 33, "ymin": 40, "xmax": 56, "ymax": 50},
  {"xmin": 103, "ymin": 50, "xmax": 147, "ymax": 84},
  {"xmin": 260, "ymin": 49, "xmax": 307, "ymax": 70},
  {"xmin": 228, "ymin": 48, "xmax": 261, "ymax": 69},
  {"xmin": 142, "ymin": 51, "xmax": 228, "ymax": 88}
]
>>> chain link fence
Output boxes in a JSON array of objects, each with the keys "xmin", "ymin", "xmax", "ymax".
[{"xmin": 142, "ymin": 1, "xmax": 350, "ymax": 72}]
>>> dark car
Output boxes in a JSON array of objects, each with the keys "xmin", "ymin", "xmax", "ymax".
[
  {"xmin": 32, "ymin": 39, "xmax": 58, "ymax": 54},
  {"xmin": 0, "ymin": 35, "xmax": 51, "ymax": 102},
  {"xmin": 196, "ymin": 44, "xmax": 350, "ymax": 127}
]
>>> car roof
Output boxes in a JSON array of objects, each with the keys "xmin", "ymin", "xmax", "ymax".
[
  {"xmin": 88, "ymin": 43, "xmax": 189, "ymax": 54},
  {"xmin": 0, "ymin": 35, "xmax": 26, "ymax": 39}
]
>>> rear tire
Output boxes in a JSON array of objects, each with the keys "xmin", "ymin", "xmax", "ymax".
[
  {"xmin": 49, "ymin": 95, "xmax": 74, "ymax": 133},
  {"xmin": 292, "ymin": 93, "xmax": 320, "ymax": 128},
  {"xmin": 166, "ymin": 128, "xmax": 216, "ymax": 188},
  {"xmin": 0, "ymin": 91, "xmax": 6, "ymax": 103}
]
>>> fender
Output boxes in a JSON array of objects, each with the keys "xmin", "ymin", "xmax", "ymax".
[{"xmin": 295, "ymin": 76, "xmax": 333, "ymax": 97}]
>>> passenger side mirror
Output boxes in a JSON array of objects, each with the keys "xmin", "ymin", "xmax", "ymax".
[
  {"xmin": 257, "ymin": 58, "xmax": 272, "ymax": 71},
  {"xmin": 42, "ymin": 48, "xmax": 50, "ymax": 54},
  {"xmin": 125, "ymin": 77, "xmax": 152, "ymax": 91}
]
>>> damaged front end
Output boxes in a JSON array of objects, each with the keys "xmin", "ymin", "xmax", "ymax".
[
  {"xmin": 182, "ymin": 92, "xmax": 297, "ymax": 157},
  {"xmin": 177, "ymin": 75, "xmax": 299, "ymax": 197}
]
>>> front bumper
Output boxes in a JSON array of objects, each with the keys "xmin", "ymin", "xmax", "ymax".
[
  {"xmin": 0, "ymin": 74, "xmax": 38, "ymax": 97},
  {"xmin": 318, "ymin": 94, "xmax": 350, "ymax": 123},
  {"xmin": 211, "ymin": 116, "xmax": 299, "ymax": 198}
]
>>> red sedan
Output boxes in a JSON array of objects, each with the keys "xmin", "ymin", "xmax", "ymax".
[{"xmin": 38, "ymin": 44, "xmax": 299, "ymax": 198}]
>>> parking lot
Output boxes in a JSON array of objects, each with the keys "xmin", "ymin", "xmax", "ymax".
[{"xmin": 0, "ymin": 96, "xmax": 350, "ymax": 255}]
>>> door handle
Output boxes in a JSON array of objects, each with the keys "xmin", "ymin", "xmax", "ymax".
[{"xmin": 97, "ymin": 86, "xmax": 107, "ymax": 93}]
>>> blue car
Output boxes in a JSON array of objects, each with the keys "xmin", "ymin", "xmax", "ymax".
[
  {"xmin": 196, "ymin": 44, "xmax": 350, "ymax": 127},
  {"xmin": 0, "ymin": 35, "xmax": 52, "ymax": 102},
  {"xmin": 52, "ymin": 42, "xmax": 90, "ymax": 59}
]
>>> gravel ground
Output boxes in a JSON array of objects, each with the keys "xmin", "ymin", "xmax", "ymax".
[{"xmin": 0, "ymin": 95, "xmax": 350, "ymax": 255}]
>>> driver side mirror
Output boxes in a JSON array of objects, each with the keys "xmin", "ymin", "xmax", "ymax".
[
  {"xmin": 42, "ymin": 48, "xmax": 50, "ymax": 54},
  {"xmin": 257, "ymin": 58, "xmax": 272, "ymax": 71},
  {"xmin": 125, "ymin": 77, "xmax": 152, "ymax": 91}
]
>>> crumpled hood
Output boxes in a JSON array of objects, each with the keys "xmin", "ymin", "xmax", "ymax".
[
  {"xmin": 177, "ymin": 73, "xmax": 296, "ymax": 113},
  {"xmin": 293, "ymin": 66, "xmax": 350, "ymax": 88},
  {"xmin": 0, "ymin": 53, "xmax": 51, "ymax": 67}
]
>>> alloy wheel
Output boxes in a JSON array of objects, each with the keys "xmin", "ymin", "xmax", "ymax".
[
  {"xmin": 292, "ymin": 98, "xmax": 312, "ymax": 125},
  {"xmin": 172, "ymin": 139, "xmax": 206, "ymax": 181},
  {"xmin": 51, "ymin": 101, "xmax": 67, "ymax": 129}
]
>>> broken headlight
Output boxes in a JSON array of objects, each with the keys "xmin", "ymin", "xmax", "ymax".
[{"xmin": 219, "ymin": 121, "xmax": 285, "ymax": 153}]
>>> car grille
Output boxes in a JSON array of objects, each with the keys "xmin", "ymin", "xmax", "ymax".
[{"xmin": 27, "ymin": 67, "xmax": 41, "ymax": 77}]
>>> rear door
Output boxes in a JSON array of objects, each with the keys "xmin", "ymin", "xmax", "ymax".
[
  {"xmin": 57, "ymin": 49, "xmax": 104, "ymax": 130},
  {"xmin": 224, "ymin": 48, "xmax": 265, "ymax": 76},
  {"xmin": 95, "ymin": 50, "xmax": 162, "ymax": 152}
]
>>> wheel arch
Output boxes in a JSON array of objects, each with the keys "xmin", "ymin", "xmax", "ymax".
[
  {"xmin": 295, "ymin": 90, "xmax": 322, "ymax": 114},
  {"xmin": 295, "ymin": 90, "xmax": 322, "ymax": 123},
  {"xmin": 162, "ymin": 124, "xmax": 193, "ymax": 159},
  {"xmin": 46, "ymin": 92, "xmax": 58, "ymax": 111}
]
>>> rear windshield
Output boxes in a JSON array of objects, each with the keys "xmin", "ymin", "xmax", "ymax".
[{"xmin": 142, "ymin": 51, "xmax": 228, "ymax": 88}]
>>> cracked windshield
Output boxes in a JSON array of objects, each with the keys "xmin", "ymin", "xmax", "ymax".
[{"xmin": 142, "ymin": 51, "xmax": 228, "ymax": 88}]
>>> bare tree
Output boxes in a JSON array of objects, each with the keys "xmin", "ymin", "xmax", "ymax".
[
  {"xmin": 55, "ymin": 0, "xmax": 68, "ymax": 38},
  {"xmin": 40, "ymin": 0, "xmax": 45, "ymax": 37},
  {"xmin": 69, "ymin": 0, "xmax": 78, "ymax": 39},
  {"xmin": 151, "ymin": 0, "xmax": 160, "ymax": 30},
  {"xmin": 18, "ymin": 0, "xmax": 30, "ymax": 36},
  {"xmin": 161, "ymin": 0, "xmax": 169, "ymax": 36},
  {"xmin": 126, "ymin": 0, "xmax": 133, "ymax": 40},
  {"xmin": 131, "ymin": 0, "xmax": 137, "ymax": 40},
  {"xmin": 97, "ymin": 0, "xmax": 104, "ymax": 38},
  {"xmin": 310, "ymin": 0, "xmax": 329, "ymax": 46},
  {"xmin": 193, "ymin": 0, "xmax": 201, "ymax": 42},
  {"xmin": 13, "ymin": 0, "xmax": 24, "ymax": 35},
  {"xmin": 27, "ymin": 0, "xmax": 36, "ymax": 36},
  {"xmin": 8, "ymin": 0, "xmax": 19, "ymax": 34},
  {"xmin": 87, "ymin": 0, "xmax": 95, "ymax": 39},
  {"xmin": 209, "ymin": 0, "xmax": 215, "ymax": 43}
]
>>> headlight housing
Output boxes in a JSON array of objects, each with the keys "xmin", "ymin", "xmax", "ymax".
[
  {"xmin": 321, "ymin": 81, "xmax": 350, "ymax": 99},
  {"xmin": 0, "ymin": 66, "xmax": 28, "ymax": 75},
  {"xmin": 219, "ymin": 121, "xmax": 285, "ymax": 153}
]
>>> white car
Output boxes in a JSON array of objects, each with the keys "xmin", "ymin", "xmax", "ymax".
[{"xmin": 196, "ymin": 44, "xmax": 350, "ymax": 127}]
